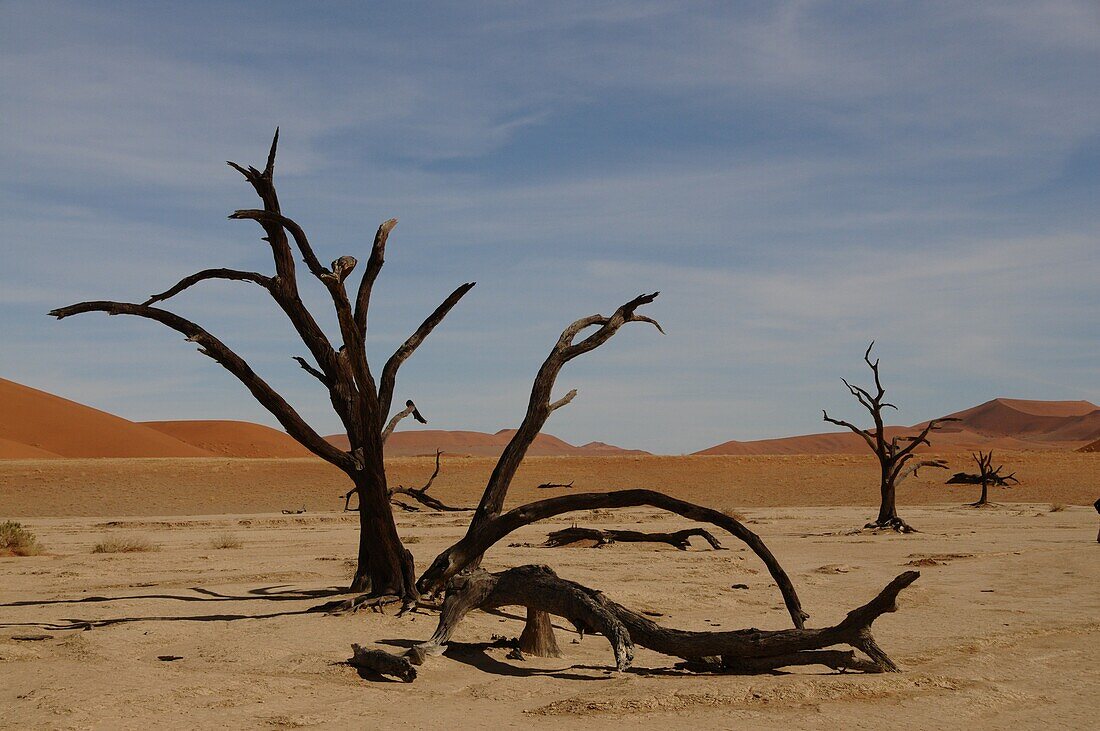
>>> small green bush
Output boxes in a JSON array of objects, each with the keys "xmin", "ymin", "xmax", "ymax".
[{"xmin": 0, "ymin": 521, "xmax": 44, "ymax": 556}]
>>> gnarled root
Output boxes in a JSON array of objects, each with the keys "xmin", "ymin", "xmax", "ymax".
[
  {"xmin": 352, "ymin": 565, "xmax": 920, "ymax": 681},
  {"xmin": 863, "ymin": 517, "xmax": 918, "ymax": 533},
  {"xmin": 312, "ymin": 593, "xmax": 401, "ymax": 615},
  {"xmin": 544, "ymin": 526, "xmax": 725, "ymax": 550}
]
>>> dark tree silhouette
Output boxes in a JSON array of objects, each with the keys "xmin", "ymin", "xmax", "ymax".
[
  {"xmin": 51, "ymin": 132, "xmax": 474, "ymax": 598},
  {"xmin": 823, "ymin": 343, "xmax": 956, "ymax": 532},
  {"xmin": 946, "ymin": 450, "xmax": 1018, "ymax": 506},
  {"xmin": 51, "ymin": 133, "xmax": 927, "ymax": 680}
]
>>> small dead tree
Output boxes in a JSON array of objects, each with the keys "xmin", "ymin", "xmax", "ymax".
[
  {"xmin": 51, "ymin": 132, "xmax": 474, "ymax": 598},
  {"xmin": 823, "ymin": 343, "xmax": 956, "ymax": 532},
  {"xmin": 946, "ymin": 451, "xmax": 1018, "ymax": 507}
]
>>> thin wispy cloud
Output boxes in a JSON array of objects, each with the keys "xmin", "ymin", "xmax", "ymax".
[{"xmin": 1, "ymin": 1, "xmax": 1096, "ymax": 453}]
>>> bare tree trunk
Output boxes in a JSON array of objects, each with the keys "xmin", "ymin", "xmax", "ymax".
[
  {"xmin": 517, "ymin": 608, "xmax": 563, "ymax": 658},
  {"xmin": 349, "ymin": 464, "xmax": 413, "ymax": 597},
  {"xmin": 876, "ymin": 467, "xmax": 897, "ymax": 524}
]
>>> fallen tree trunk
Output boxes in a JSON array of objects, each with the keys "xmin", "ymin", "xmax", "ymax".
[
  {"xmin": 353, "ymin": 565, "xmax": 920, "ymax": 681},
  {"xmin": 417, "ymin": 488, "xmax": 808, "ymax": 629},
  {"xmin": 543, "ymin": 526, "xmax": 725, "ymax": 550}
]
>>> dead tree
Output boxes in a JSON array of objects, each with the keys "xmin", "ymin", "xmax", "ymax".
[
  {"xmin": 349, "ymin": 565, "xmax": 922, "ymax": 680},
  {"xmin": 543, "ymin": 526, "xmax": 725, "ymax": 550},
  {"xmin": 50, "ymin": 132, "xmax": 474, "ymax": 598},
  {"xmin": 390, "ymin": 450, "xmax": 470, "ymax": 512},
  {"xmin": 343, "ymin": 449, "xmax": 469, "ymax": 513},
  {"xmin": 947, "ymin": 451, "xmax": 1018, "ymax": 507},
  {"xmin": 823, "ymin": 343, "xmax": 957, "ymax": 532}
]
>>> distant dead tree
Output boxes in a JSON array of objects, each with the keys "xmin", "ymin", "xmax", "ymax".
[
  {"xmin": 823, "ymin": 343, "xmax": 956, "ymax": 532},
  {"xmin": 51, "ymin": 131, "xmax": 474, "ymax": 596},
  {"xmin": 946, "ymin": 451, "xmax": 1018, "ymax": 507}
]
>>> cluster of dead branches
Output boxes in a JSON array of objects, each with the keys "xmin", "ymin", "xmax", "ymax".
[
  {"xmin": 946, "ymin": 451, "xmax": 1019, "ymax": 506},
  {"xmin": 53, "ymin": 133, "xmax": 926, "ymax": 684}
]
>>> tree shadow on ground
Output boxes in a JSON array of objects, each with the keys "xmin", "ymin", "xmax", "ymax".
[
  {"xmin": 0, "ymin": 584, "xmax": 348, "ymax": 630},
  {"xmin": 1, "ymin": 584, "xmax": 346, "ymax": 608}
]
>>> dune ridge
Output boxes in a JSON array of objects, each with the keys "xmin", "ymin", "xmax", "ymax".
[
  {"xmin": 696, "ymin": 398, "xmax": 1100, "ymax": 455},
  {"xmin": 0, "ymin": 378, "xmax": 213, "ymax": 459},
  {"xmin": 143, "ymin": 420, "xmax": 314, "ymax": 458}
]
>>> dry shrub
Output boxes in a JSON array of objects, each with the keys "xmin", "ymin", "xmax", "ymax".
[
  {"xmin": 719, "ymin": 507, "xmax": 746, "ymax": 522},
  {"xmin": 1, "ymin": 521, "xmax": 44, "ymax": 556},
  {"xmin": 209, "ymin": 532, "xmax": 243, "ymax": 550},
  {"xmin": 92, "ymin": 535, "xmax": 159, "ymax": 554},
  {"xmin": 1049, "ymin": 503, "xmax": 1067, "ymax": 513}
]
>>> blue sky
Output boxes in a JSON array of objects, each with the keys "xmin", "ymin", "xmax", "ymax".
[{"xmin": 1, "ymin": 1, "xmax": 1097, "ymax": 453}]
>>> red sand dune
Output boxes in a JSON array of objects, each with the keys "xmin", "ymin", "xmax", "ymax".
[
  {"xmin": 326, "ymin": 428, "xmax": 649, "ymax": 457},
  {"xmin": 697, "ymin": 398, "xmax": 1100, "ymax": 455},
  {"xmin": 143, "ymin": 420, "xmax": 313, "ymax": 458},
  {"xmin": 0, "ymin": 377, "xmax": 213, "ymax": 458},
  {"xmin": 1080, "ymin": 438, "xmax": 1100, "ymax": 453}
]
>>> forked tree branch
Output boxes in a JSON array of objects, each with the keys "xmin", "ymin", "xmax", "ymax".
[
  {"xmin": 382, "ymin": 399, "xmax": 427, "ymax": 442},
  {"xmin": 377, "ymin": 282, "xmax": 477, "ymax": 422},
  {"xmin": 821, "ymin": 411, "xmax": 877, "ymax": 451},
  {"xmin": 466, "ymin": 294, "xmax": 663, "ymax": 532}
]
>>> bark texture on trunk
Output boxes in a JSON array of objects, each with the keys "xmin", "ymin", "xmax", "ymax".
[{"xmin": 517, "ymin": 608, "xmax": 563, "ymax": 658}]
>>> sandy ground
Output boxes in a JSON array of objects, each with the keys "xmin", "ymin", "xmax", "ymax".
[
  {"xmin": 2, "ymin": 452, "xmax": 1097, "ymax": 517},
  {"xmin": 2, "ymin": 456, "xmax": 1098, "ymax": 729}
]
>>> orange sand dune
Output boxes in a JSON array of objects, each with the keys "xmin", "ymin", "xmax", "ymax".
[
  {"xmin": 0, "ymin": 378, "xmax": 213, "ymax": 458},
  {"xmin": 143, "ymin": 420, "xmax": 313, "ymax": 458},
  {"xmin": 326, "ymin": 428, "xmax": 649, "ymax": 457},
  {"xmin": 938, "ymin": 398, "xmax": 1100, "ymax": 439}
]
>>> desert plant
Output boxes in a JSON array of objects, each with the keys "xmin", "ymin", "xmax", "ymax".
[
  {"xmin": 209, "ymin": 532, "xmax": 243, "ymax": 550},
  {"xmin": 92, "ymin": 535, "xmax": 159, "ymax": 554},
  {"xmin": 1049, "ymin": 503, "xmax": 1067, "ymax": 513},
  {"xmin": 0, "ymin": 521, "xmax": 44, "ymax": 556}
]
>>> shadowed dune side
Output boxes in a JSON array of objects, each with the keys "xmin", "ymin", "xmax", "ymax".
[
  {"xmin": 0, "ymin": 377, "xmax": 213, "ymax": 458},
  {"xmin": 143, "ymin": 421, "xmax": 313, "ymax": 458}
]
